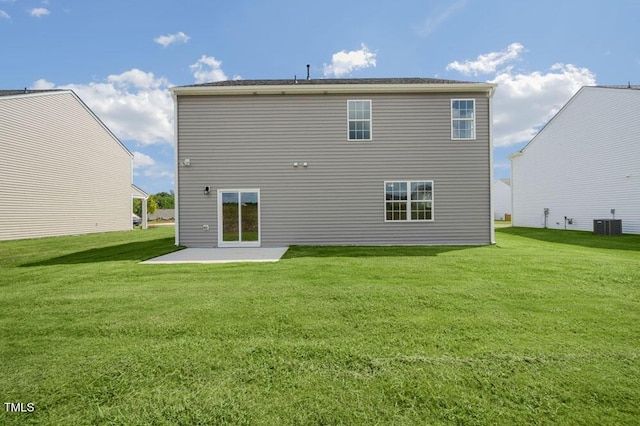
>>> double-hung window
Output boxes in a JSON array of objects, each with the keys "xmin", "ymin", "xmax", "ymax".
[
  {"xmin": 451, "ymin": 99, "xmax": 476, "ymax": 140},
  {"xmin": 385, "ymin": 181, "xmax": 433, "ymax": 222},
  {"xmin": 348, "ymin": 100, "xmax": 372, "ymax": 140}
]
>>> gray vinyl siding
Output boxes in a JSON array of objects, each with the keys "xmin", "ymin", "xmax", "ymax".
[
  {"xmin": 177, "ymin": 92, "xmax": 491, "ymax": 247},
  {"xmin": 0, "ymin": 92, "xmax": 133, "ymax": 241}
]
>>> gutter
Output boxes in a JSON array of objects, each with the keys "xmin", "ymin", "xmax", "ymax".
[{"xmin": 170, "ymin": 83, "xmax": 497, "ymax": 97}]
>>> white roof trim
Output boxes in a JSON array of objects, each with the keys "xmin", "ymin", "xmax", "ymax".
[
  {"xmin": 510, "ymin": 87, "xmax": 587, "ymax": 158},
  {"xmin": 132, "ymin": 184, "xmax": 149, "ymax": 198},
  {"xmin": 0, "ymin": 90, "xmax": 70, "ymax": 101},
  {"xmin": 171, "ymin": 83, "xmax": 497, "ymax": 97}
]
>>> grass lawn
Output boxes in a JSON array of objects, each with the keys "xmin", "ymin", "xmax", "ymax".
[
  {"xmin": 1, "ymin": 227, "xmax": 639, "ymax": 425},
  {"xmin": 494, "ymin": 220, "xmax": 512, "ymax": 228}
]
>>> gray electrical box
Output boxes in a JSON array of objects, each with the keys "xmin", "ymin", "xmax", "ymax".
[{"xmin": 593, "ymin": 219, "xmax": 622, "ymax": 236}]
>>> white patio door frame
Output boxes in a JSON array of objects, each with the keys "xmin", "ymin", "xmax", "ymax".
[{"xmin": 217, "ymin": 189, "xmax": 261, "ymax": 247}]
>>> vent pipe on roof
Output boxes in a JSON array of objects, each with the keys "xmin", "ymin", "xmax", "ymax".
[
  {"xmin": 628, "ymin": 81, "xmax": 632, "ymax": 89},
  {"xmin": 306, "ymin": 64, "xmax": 310, "ymax": 81}
]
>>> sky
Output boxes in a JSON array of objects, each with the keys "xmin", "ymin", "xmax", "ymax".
[{"xmin": 2, "ymin": 0, "xmax": 639, "ymax": 194}]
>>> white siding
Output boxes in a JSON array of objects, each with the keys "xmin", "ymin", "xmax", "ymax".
[
  {"xmin": 511, "ymin": 87, "xmax": 640, "ymax": 234},
  {"xmin": 493, "ymin": 180, "xmax": 511, "ymax": 220},
  {"xmin": 0, "ymin": 91, "xmax": 134, "ymax": 241}
]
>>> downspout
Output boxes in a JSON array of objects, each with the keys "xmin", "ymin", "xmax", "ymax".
[
  {"xmin": 131, "ymin": 160, "xmax": 135, "ymax": 231},
  {"xmin": 488, "ymin": 90, "xmax": 496, "ymax": 244},
  {"xmin": 172, "ymin": 91, "xmax": 180, "ymax": 246}
]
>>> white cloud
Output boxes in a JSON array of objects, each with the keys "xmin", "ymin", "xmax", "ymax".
[
  {"xmin": 490, "ymin": 63, "xmax": 596, "ymax": 146},
  {"xmin": 143, "ymin": 169, "xmax": 174, "ymax": 179},
  {"xmin": 32, "ymin": 78, "xmax": 55, "ymax": 89},
  {"xmin": 132, "ymin": 151, "xmax": 155, "ymax": 168},
  {"xmin": 323, "ymin": 44, "xmax": 377, "ymax": 78},
  {"xmin": 154, "ymin": 31, "xmax": 190, "ymax": 48},
  {"xmin": 416, "ymin": 0, "xmax": 467, "ymax": 37},
  {"xmin": 446, "ymin": 43, "xmax": 525, "ymax": 76},
  {"xmin": 0, "ymin": 10, "xmax": 10, "ymax": 19},
  {"xmin": 493, "ymin": 160, "xmax": 511, "ymax": 170},
  {"xmin": 29, "ymin": 7, "xmax": 50, "ymax": 17},
  {"xmin": 107, "ymin": 68, "xmax": 169, "ymax": 90},
  {"xmin": 190, "ymin": 55, "xmax": 228, "ymax": 84},
  {"xmin": 132, "ymin": 155, "xmax": 174, "ymax": 185},
  {"xmin": 32, "ymin": 69, "xmax": 175, "ymax": 146}
]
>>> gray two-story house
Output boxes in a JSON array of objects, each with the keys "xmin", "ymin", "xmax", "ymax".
[{"xmin": 170, "ymin": 78, "xmax": 496, "ymax": 248}]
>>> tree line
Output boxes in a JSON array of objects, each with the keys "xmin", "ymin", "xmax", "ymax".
[{"xmin": 133, "ymin": 191, "xmax": 174, "ymax": 216}]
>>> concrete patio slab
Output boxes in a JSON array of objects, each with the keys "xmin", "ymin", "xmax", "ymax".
[{"xmin": 142, "ymin": 247, "xmax": 289, "ymax": 264}]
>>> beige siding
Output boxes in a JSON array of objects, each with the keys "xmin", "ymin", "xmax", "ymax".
[
  {"xmin": 0, "ymin": 92, "xmax": 133, "ymax": 241},
  {"xmin": 177, "ymin": 92, "xmax": 492, "ymax": 247}
]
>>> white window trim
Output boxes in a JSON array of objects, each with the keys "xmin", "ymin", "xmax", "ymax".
[
  {"xmin": 451, "ymin": 99, "xmax": 476, "ymax": 140},
  {"xmin": 347, "ymin": 99, "xmax": 373, "ymax": 141},
  {"xmin": 217, "ymin": 189, "xmax": 261, "ymax": 248},
  {"xmin": 383, "ymin": 180, "xmax": 434, "ymax": 223}
]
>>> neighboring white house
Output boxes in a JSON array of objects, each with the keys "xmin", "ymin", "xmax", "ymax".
[
  {"xmin": 510, "ymin": 86, "xmax": 640, "ymax": 234},
  {"xmin": 493, "ymin": 179, "xmax": 511, "ymax": 220},
  {"xmin": 0, "ymin": 89, "xmax": 146, "ymax": 241}
]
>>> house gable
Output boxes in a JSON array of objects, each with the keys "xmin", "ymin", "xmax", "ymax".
[
  {"xmin": 0, "ymin": 90, "xmax": 135, "ymax": 240},
  {"xmin": 510, "ymin": 86, "xmax": 640, "ymax": 233}
]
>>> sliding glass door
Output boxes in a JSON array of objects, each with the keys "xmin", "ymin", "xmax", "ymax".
[{"xmin": 218, "ymin": 190, "xmax": 260, "ymax": 247}]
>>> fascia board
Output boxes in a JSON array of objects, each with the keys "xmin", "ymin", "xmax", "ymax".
[
  {"xmin": 170, "ymin": 83, "xmax": 497, "ymax": 97},
  {"xmin": 0, "ymin": 90, "xmax": 69, "ymax": 101}
]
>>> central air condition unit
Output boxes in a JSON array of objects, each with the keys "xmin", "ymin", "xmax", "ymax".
[{"xmin": 593, "ymin": 219, "xmax": 622, "ymax": 236}]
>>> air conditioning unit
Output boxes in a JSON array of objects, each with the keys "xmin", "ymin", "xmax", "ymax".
[{"xmin": 593, "ymin": 219, "xmax": 622, "ymax": 236}]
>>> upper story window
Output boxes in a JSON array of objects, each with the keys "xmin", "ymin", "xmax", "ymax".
[
  {"xmin": 451, "ymin": 99, "xmax": 476, "ymax": 140},
  {"xmin": 348, "ymin": 100, "xmax": 372, "ymax": 140}
]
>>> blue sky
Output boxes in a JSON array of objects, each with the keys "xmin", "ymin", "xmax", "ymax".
[{"xmin": 2, "ymin": 0, "xmax": 639, "ymax": 193}]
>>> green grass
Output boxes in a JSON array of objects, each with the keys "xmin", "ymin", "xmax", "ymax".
[
  {"xmin": 1, "ymin": 227, "xmax": 639, "ymax": 425},
  {"xmin": 494, "ymin": 220, "xmax": 512, "ymax": 228}
]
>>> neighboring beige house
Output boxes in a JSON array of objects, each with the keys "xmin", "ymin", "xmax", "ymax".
[{"xmin": 0, "ymin": 89, "xmax": 145, "ymax": 241}]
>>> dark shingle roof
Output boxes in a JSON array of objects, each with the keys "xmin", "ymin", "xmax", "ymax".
[
  {"xmin": 180, "ymin": 77, "xmax": 479, "ymax": 88},
  {"xmin": 595, "ymin": 85, "xmax": 640, "ymax": 90},
  {"xmin": 0, "ymin": 89, "xmax": 63, "ymax": 97}
]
